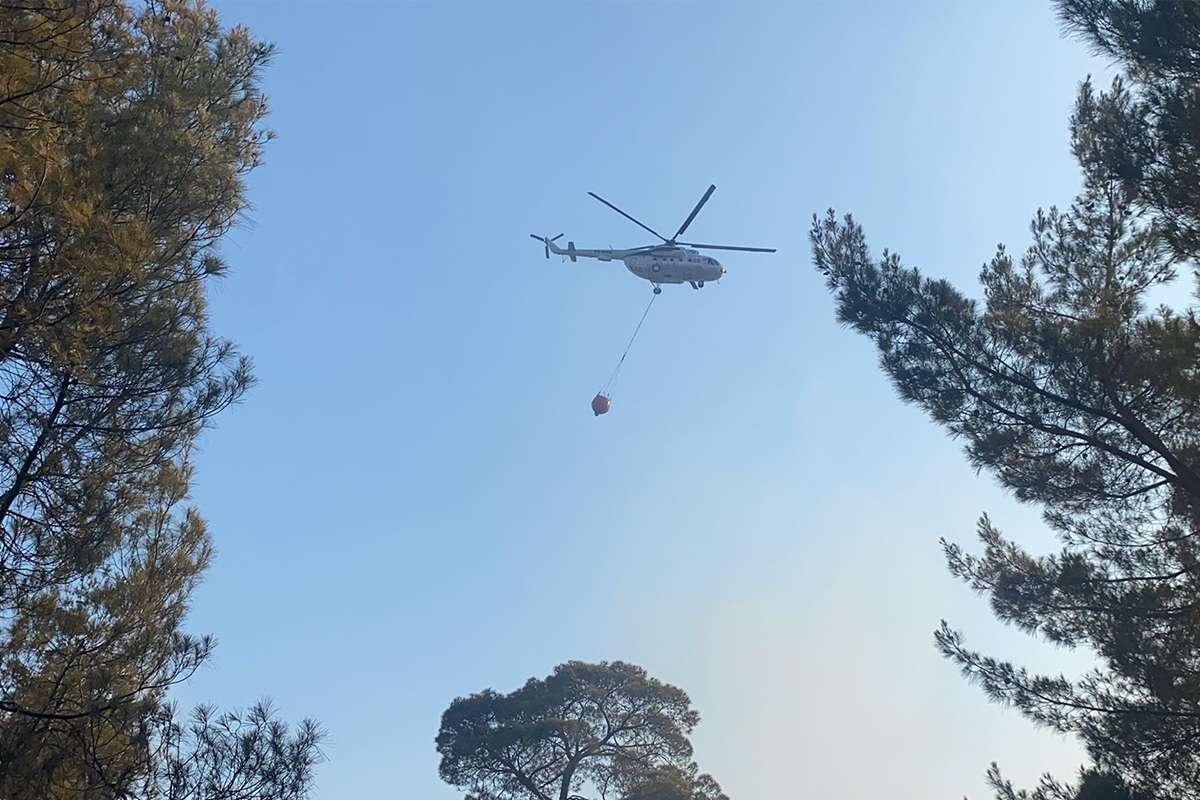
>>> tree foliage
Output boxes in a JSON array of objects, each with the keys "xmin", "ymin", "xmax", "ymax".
[
  {"xmin": 1055, "ymin": 0, "xmax": 1200, "ymax": 259},
  {"xmin": 436, "ymin": 661, "xmax": 726, "ymax": 800},
  {"xmin": 616, "ymin": 767, "xmax": 728, "ymax": 800},
  {"xmin": 0, "ymin": 1, "xmax": 320, "ymax": 796},
  {"xmin": 808, "ymin": 3, "xmax": 1199, "ymax": 797}
]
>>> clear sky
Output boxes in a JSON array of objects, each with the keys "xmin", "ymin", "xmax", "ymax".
[{"xmin": 185, "ymin": 2, "xmax": 1112, "ymax": 797}]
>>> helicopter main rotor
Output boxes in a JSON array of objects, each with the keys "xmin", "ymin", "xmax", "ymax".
[{"xmin": 586, "ymin": 184, "xmax": 775, "ymax": 254}]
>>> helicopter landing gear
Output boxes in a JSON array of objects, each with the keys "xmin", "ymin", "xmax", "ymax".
[{"xmin": 652, "ymin": 285, "xmax": 662, "ymax": 295}]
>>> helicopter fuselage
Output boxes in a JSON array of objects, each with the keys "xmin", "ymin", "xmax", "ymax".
[
  {"xmin": 623, "ymin": 248, "xmax": 724, "ymax": 285},
  {"xmin": 540, "ymin": 240, "xmax": 727, "ymax": 287}
]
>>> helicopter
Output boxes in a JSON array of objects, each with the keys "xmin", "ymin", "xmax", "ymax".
[{"xmin": 531, "ymin": 184, "xmax": 775, "ymax": 294}]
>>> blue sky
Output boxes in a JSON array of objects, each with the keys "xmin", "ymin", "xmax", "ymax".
[{"xmin": 187, "ymin": 2, "xmax": 1110, "ymax": 797}]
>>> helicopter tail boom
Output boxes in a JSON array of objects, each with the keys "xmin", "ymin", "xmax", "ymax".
[{"xmin": 531, "ymin": 233, "xmax": 647, "ymax": 263}]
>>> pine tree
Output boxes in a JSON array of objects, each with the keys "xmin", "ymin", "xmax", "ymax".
[
  {"xmin": 436, "ymin": 661, "xmax": 727, "ymax": 800},
  {"xmin": 808, "ymin": 4, "xmax": 1198, "ymax": 796},
  {"xmin": 0, "ymin": 2, "xmax": 321, "ymax": 796},
  {"xmin": 1056, "ymin": 0, "xmax": 1200, "ymax": 260}
]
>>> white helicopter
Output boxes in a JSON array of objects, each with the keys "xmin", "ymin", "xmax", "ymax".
[{"xmin": 531, "ymin": 184, "xmax": 775, "ymax": 294}]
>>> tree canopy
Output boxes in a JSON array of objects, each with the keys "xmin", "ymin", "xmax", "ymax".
[
  {"xmin": 436, "ymin": 661, "xmax": 727, "ymax": 800},
  {"xmin": 1056, "ymin": 0, "xmax": 1200, "ymax": 259},
  {"xmin": 809, "ymin": 2, "xmax": 1199, "ymax": 797},
  {"xmin": 0, "ymin": 1, "xmax": 320, "ymax": 797}
]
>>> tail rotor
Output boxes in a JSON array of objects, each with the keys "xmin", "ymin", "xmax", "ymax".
[{"xmin": 529, "ymin": 233, "xmax": 564, "ymax": 259}]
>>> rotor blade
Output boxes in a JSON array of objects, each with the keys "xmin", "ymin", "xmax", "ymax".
[
  {"xmin": 587, "ymin": 192, "xmax": 668, "ymax": 242},
  {"xmin": 530, "ymin": 234, "xmax": 549, "ymax": 258},
  {"xmin": 679, "ymin": 242, "xmax": 777, "ymax": 253},
  {"xmin": 673, "ymin": 184, "xmax": 716, "ymax": 240}
]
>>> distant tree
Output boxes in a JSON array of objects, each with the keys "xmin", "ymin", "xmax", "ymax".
[
  {"xmin": 436, "ymin": 661, "xmax": 726, "ymax": 800},
  {"xmin": 808, "ymin": 3, "xmax": 1199, "ymax": 796},
  {"xmin": 616, "ymin": 767, "xmax": 729, "ymax": 800},
  {"xmin": 0, "ymin": 1, "xmax": 321, "ymax": 797}
]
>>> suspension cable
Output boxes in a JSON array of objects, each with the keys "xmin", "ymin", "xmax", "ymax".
[{"xmin": 600, "ymin": 292, "xmax": 657, "ymax": 397}]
